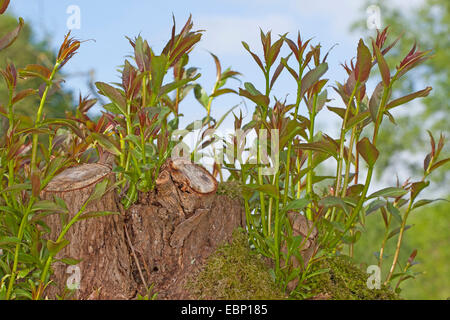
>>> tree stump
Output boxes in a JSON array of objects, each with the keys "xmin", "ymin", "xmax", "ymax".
[
  {"xmin": 41, "ymin": 163, "xmax": 136, "ymax": 300},
  {"xmin": 41, "ymin": 158, "xmax": 245, "ymax": 299}
]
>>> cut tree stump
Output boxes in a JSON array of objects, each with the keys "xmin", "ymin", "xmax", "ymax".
[
  {"xmin": 41, "ymin": 158, "xmax": 245, "ymax": 299},
  {"xmin": 41, "ymin": 163, "xmax": 136, "ymax": 300}
]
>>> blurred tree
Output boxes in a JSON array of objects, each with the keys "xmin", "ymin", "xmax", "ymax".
[
  {"xmin": 352, "ymin": 0, "xmax": 449, "ymax": 188},
  {"xmin": 0, "ymin": 13, "xmax": 74, "ymax": 132}
]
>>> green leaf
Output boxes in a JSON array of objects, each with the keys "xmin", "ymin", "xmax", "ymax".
[
  {"xmin": 387, "ymin": 225, "xmax": 412, "ymax": 240},
  {"xmin": 194, "ymin": 84, "xmax": 209, "ymax": 109},
  {"xmin": 95, "ymin": 82, "xmax": 126, "ymax": 113},
  {"xmin": 244, "ymin": 184, "xmax": 279, "ymax": 199},
  {"xmin": 367, "ymin": 187, "xmax": 408, "ymax": 199},
  {"xmin": 319, "ymin": 196, "xmax": 350, "ymax": 215},
  {"xmin": 365, "ymin": 199, "xmax": 385, "ymax": 215},
  {"xmin": 0, "ymin": 236, "xmax": 21, "ymax": 246},
  {"xmin": 86, "ymin": 179, "xmax": 109, "ymax": 203},
  {"xmin": 77, "ymin": 211, "xmax": 119, "ymax": 221},
  {"xmin": 387, "ymin": 202, "xmax": 402, "ymax": 223},
  {"xmin": 283, "ymin": 197, "xmax": 311, "ymax": 213},
  {"xmin": 160, "ymin": 73, "xmax": 201, "ymax": 97},
  {"xmin": 58, "ymin": 257, "xmax": 82, "ymax": 265},
  {"xmin": 47, "ymin": 238, "xmax": 70, "ymax": 256},
  {"xmin": 91, "ymin": 132, "xmax": 122, "ymax": 156},
  {"xmin": 356, "ymin": 137, "xmax": 379, "ymax": 167},
  {"xmin": 385, "ymin": 87, "xmax": 432, "ymax": 110},
  {"xmin": 244, "ymin": 82, "xmax": 263, "ymax": 96},
  {"xmin": 412, "ymin": 198, "xmax": 448, "ymax": 210},
  {"xmin": 32, "ymin": 200, "xmax": 67, "ymax": 213}
]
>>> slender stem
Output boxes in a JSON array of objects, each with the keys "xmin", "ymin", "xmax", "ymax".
[
  {"xmin": 385, "ymin": 199, "xmax": 413, "ymax": 284},
  {"xmin": 306, "ymin": 94, "xmax": 318, "ymax": 220}
]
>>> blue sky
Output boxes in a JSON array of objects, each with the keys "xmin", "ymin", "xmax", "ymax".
[{"xmin": 7, "ymin": 0, "xmax": 423, "ymax": 133}]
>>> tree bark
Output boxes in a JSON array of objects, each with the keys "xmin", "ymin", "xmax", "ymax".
[
  {"xmin": 41, "ymin": 163, "xmax": 136, "ymax": 300},
  {"xmin": 40, "ymin": 158, "xmax": 245, "ymax": 299}
]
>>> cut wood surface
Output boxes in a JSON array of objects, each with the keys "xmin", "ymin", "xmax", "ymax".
[
  {"xmin": 40, "ymin": 158, "xmax": 244, "ymax": 299},
  {"xmin": 41, "ymin": 163, "xmax": 136, "ymax": 300}
]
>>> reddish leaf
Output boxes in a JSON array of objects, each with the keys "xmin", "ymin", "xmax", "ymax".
[
  {"xmin": 357, "ymin": 137, "xmax": 379, "ymax": 167},
  {"xmin": 372, "ymin": 39, "xmax": 390, "ymax": 86},
  {"xmin": 355, "ymin": 39, "xmax": 372, "ymax": 83},
  {"xmin": 12, "ymin": 88, "xmax": 36, "ymax": 104},
  {"xmin": 0, "ymin": 0, "xmax": 10, "ymax": 14},
  {"xmin": 0, "ymin": 17, "xmax": 24, "ymax": 51}
]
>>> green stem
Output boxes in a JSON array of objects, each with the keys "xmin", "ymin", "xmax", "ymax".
[
  {"xmin": 306, "ymin": 94, "xmax": 318, "ymax": 220},
  {"xmin": 385, "ymin": 199, "xmax": 413, "ymax": 284}
]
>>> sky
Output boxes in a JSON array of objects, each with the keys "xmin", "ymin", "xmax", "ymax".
[{"xmin": 7, "ymin": 0, "xmax": 386, "ymax": 129}]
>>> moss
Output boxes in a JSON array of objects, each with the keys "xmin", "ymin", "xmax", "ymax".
[
  {"xmin": 302, "ymin": 254, "xmax": 400, "ymax": 300},
  {"xmin": 216, "ymin": 181, "xmax": 243, "ymax": 200},
  {"xmin": 188, "ymin": 228, "xmax": 399, "ymax": 300},
  {"xmin": 187, "ymin": 228, "xmax": 286, "ymax": 300}
]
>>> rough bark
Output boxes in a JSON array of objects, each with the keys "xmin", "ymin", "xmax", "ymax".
[
  {"xmin": 40, "ymin": 158, "xmax": 245, "ymax": 299},
  {"xmin": 41, "ymin": 163, "xmax": 136, "ymax": 300},
  {"xmin": 127, "ymin": 158, "xmax": 245, "ymax": 299}
]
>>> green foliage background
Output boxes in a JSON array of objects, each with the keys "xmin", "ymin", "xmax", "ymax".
[{"xmin": 352, "ymin": 0, "xmax": 449, "ymax": 299}]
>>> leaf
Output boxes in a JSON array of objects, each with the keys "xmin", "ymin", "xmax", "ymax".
[
  {"xmin": 95, "ymin": 82, "xmax": 126, "ymax": 113},
  {"xmin": 239, "ymin": 88, "xmax": 269, "ymax": 109},
  {"xmin": 365, "ymin": 199, "xmax": 385, "ymax": 215},
  {"xmin": 387, "ymin": 202, "xmax": 402, "ymax": 223},
  {"xmin": 0, "ymin": 0, "xmax": 10, "ymax": 14},
  {"xmin": 19, "ymin": 64, "xmax": 51, "ymax": 81},
  {"xmin": 387, "ymin": 225, "xmax": 412, "ymax": 240},
  {"xmin": 12, "ymin": 88, "xmax": 36, "ymax": 104},
  {"xmin": 86, "ymin": 179, "xmax": 109, "ymax": 203},
  {"xmin": 32, "ymin": 200, "xmax": 67, "ymax": 213},
  {"xmin": 412, "ymin": 198, "xmax": 448, "ymax": 210},
  {"xmin": 47, "ymin": 238, "xmax": 70, "ymax": 256},
  {"xmin": 355, "ymin": 39, "xmax": 372, "ymax": 82},
  {"xmin": 242, "ymin": 41, "xmax": 265, "ymax": 73},
  {"xmin": 0, "ymin": 17, "xmax": 24, "ymax": 51},
  {"xmin": 372, "ymin": 40, "xmax": 390, "ymax": 86},
  {"xmin": 58, "ymin": 257, "xmax": 82, "ymax": 265},
  {"xmin": 367, "ymin": 187, "xmax": 408, "ymax": 199},
  {"xmin": 283, "ymin": 197, "xmax": 311, "ymax": 213},
  {"xmin": 91, "ymin": 132, "xmax": 122, "ymax": 156},
  {"xmin": 356, "ymin": 137, "xmax": 379, "ymax": 167},
  {"xmin": 244, "ymin": 82, "xmax": 263, "ymax": 96},
  {"xmin": 77, "ymin": 211, "xmax": 119, "ymax": 221},
  {"xmin": 300, "ymin": 63, "xmax": 328, "ymax": 97},
  {"xmin": 319, "ymin": 196, "xmax": 350, "ymax": 215},
  {"xmin": 0, "ymin": 236, "xmax": 21, "ymax": 246},
  {"xmin": 429, "ymin": 158, "xmax": 450, "ymax": 172},
  {"xmin": 160, "ymin": 73, "xmax": 201, "ymax": 96},
  {"xmin": 385, "ymin": 87, "xmax": 432, "ymax": 110},
  {"xmin": 369, "ymin": 82, "xmax": 384, "ymax": 122},
  {"xmin": 194, "ymin": 84, "xmax": 209, "ymax": 109},
  {"xmin": 243, "ymin": 184, "xmax": 279, "ymax": 199},
  {"xmin": 410, "ymin": 181, "xmax": 429, "ymax": 200}
]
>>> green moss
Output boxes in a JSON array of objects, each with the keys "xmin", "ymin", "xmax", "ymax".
[
  {"xmin": 303, "ymin": 255, "xmax": 400, "ymax": 300},
  {"xmin": 188, "ymin": 228, "xmax": 399, "ymax": 300},
  {"xmin": 216, "ymin": 181, "xmax": 243, "ymax": 200},
  {"xmin": 187, "ymin": 228, "xmax": 286, "ymax": 300}
]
